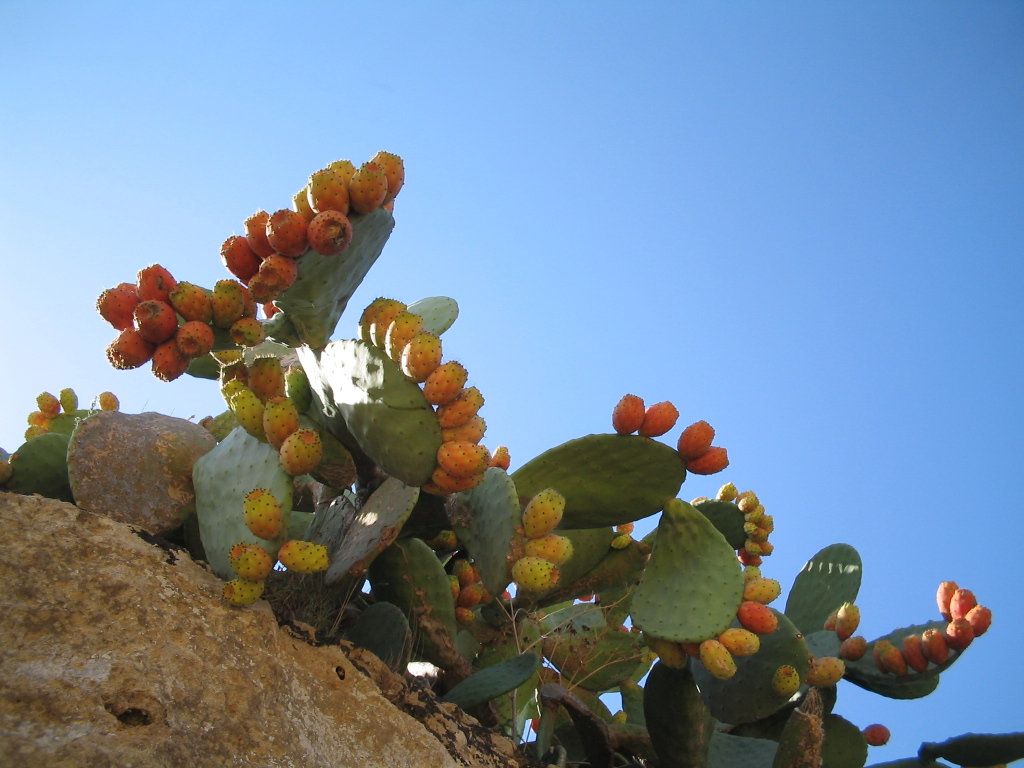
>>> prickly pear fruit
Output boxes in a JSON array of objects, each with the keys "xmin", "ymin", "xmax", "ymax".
[
  {"xmin": 839, "ymin": 636, "xmax": 868, "ymax": 661},
  {"xmin": 243, "ymin": 488, "xmax": 283, "ymax": 540},
  {"xmin": 523, "ymin": 534, "xmax": 574, "ymax": 566},
  {"xmin": 436, "ymin": 387, "xmax": 484, "ymax": 429},
  {"xmin": 137, "ymin": 264, "xmax": 177, "ymax": 303},
  {"xmin": 24, "ymin": 426, "xmax": 47, "ymax": 440},
  {"xmin": 949, "ymin": 588, "xmax": 977, "ymax": 621},
  {"xmin": 230, "ymin": 317, "xmax": 265, "ymax": 347},
  {"xmin": 277, "ymin": 540, "xmax": 329, "ymax": 574},
  {"xmin": 455, "ymin": 607, "xmax": 476, "ymax": 626},
  {"xmin": 256, "ymin": 254, "xmax": 299, "ymax": 291},
  {"xmin": 677, "ymin": 420, "xmax": 715, "ymax": 460},
  {"xmin": 612, "ymin": 394, "xmax": 645, "ymax": 435},
  {"xmin": 306, "ymin": 210, "xmax": 353, "ymax": 256},
  {"xmin": 177, "ymin": 320, "xmax": 216, "ymax": 358},
  {"xmin": 327, "ymin": 159, "xmax": 357, "ymax": 185},
  {"xmin": 945, "ymin": 617, "xmax": 974, "ymax": 651},
  {"xmin": 644, "ymin": 635, "xmax": 689, "ymax": 669},
  {"xmin": 263, "ymin": 395, "xmax": 300, "ymax": 450},
  {"xmin": 699, "ymin": 639, "xmax": 737, "ymax": 680},
  {"xmin": 247, "ymin": 274, "xmax": 278, "ymax": 305},
  {"xmin": 284, "ymin": 366, "xmax": 312, "ymax": 414},
  {"xmin": 371, "ymin": 151, "xmax": 405, "ymax": 204},
  {"xmin": 265, "ymin": 208, "xmax": 308, "ymax": 258},
  {"xmin": 133, "ymin": 300, "xmax": 179, "ymax": 344},
  {"xmin": 223, "ymin": 578, "xmax": 265, "ymax": 606},
  {"xmin": 440, "ymin": 416, "xmax": 486, "ymax": 445},
  {"xmin": 638, "ymin": 401, "xmax": 679, "ymax": 438},
  {"xmin": 348, "ymin": 161, "xmax": 388, "ymax": 214},
  {"xmin": 452, "ymin": 559, "xmax": 479, "ymax": 588},
  {"xmin": 966, "ymin": 604, "xmax": 992, "ymax": 637},
  {"xmin": 151, "ymin": 339, "xmax": 190, "ymax": 382},
  {"xmin": 369, "ymin": 301, "xmax": 408, "ymax": 348},
  {"xmin": 166, "ymin": 282, "xmax": 210, "ymax": 324},
  {"xmin": 511, "ymin": 556, "xmax": 560, "ymax": 592},
  {"xmin": 806, "ymin": 656, "xmax": 845, "ymax": 686},
  {"xmin": 862, "ymin": 724, "xmax": 890, "ymax": 747},
  {"xmin": 228, "ymin": 542, "xmax": 275, "ymax": 582},
  {"xmin": 873, "ymin": 640, "xmax": 908, "ymax": 675},
  {"xmin": 736, "ymin": 601, "xmax": 778, "ymax": 635},
  {"xmin": 772, "ymin": 665, "xmax": 801, "ymax": 698},
  {"xmin": 425, "ymin": 466, "xmax": 483, "ymax": 494},
  {"xmin": 97, "ymin": 392, "xmax": 119, "ymax": 411},
  {"xmin": 292, "ymin": 186, "xmax": 316, "ymax": 222},
  {"xmin": 221, "ymin": 235, "xmax": 262, "ymax": 284},
  {"xmin": 718, "ymin": 627, "xmax": 760, "ymax": 657},
  {"xmin": 279, "ymin": 428, "xmax": 323, "ymax": 476},
  {"xmin": 230, "ymin": 389, "xmax": 266, "ymax": 440},
  {"xmin": 920, "ymin": 628, "xmax": 949, "ymax": 665},
  {"xmin": 27, "ymin": 411, "xmax": 51, "ymax": 430},
  {"xmin": 244, "ymin": 210, "xmax": 276, "ymax": 259},
  {"xmin": 717, "ymin": 482, "xmax": 739, "ymax": 502},
  {"xmin": 97, "ymin": 286, "xmax": 142, "ymax": 330},
  {"xmin": 457, "ymin": 583, "xmax": 485, "ymax": 609},
  {"xmin": 489, "ymin": 446, "xmax": 511, "ymax": 471},
  {"xmin": 107, "ymin": 329, "xmax": 156, "ymax": 370},
  {"xmin": 743, "ymin": 577, "xmax": 781, "ymax": 605},
  {"xmin": 835, "ymin": 603, "xmax": 860, "ymax": 641},
  {"xmin": 36, "ymin": 392, "xmax": 61, "ymax": 417},
  {"xmin": 685, "ymin": 446, "xmax": 730, "ymax": 475},
  {"xmin": 436, "ymin": 440, "xmax": 490, "ymax": 479},
  {"xmin": 522, "ymin": 488, "xmax": 565, "ymax": 539},
  {"xmin": 249, "ymin": 357, "xmax": 286, "ymax": 403},
  {"xmin": 610, "ymin": 533, "xmax": 633, "ymax": 549},
  {"xmin": 936, "ymin": 580, "xmax": 959, "ymax": 621},
  {"xmin": 902, "ymin": 634, "xmax": 929, "ymax": 673},
  {"xmin": 448, "ymin": 574, "xmax": 462, "ymax": 600},
  {"xmin": 429, "ymin": 530, "xmax": 458, "ymax": 552},
  {"xmin": 307, "ymin": 167, "xmax": 350, "ymax": 215},
  {"xmin": 385, "ymin": 311, "xmax": 425, "ymax": 362},
  {"xmin": 421, "ymin": 362, "xmax": 469, "ymax": 408},
  {"xmin": 400, "ymin": 332, "xmax": 443, "ymax": 383}
]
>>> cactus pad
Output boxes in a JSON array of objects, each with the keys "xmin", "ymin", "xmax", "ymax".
[
  {"xmin": 450, "ymin": 467, "xmax": 521, "ymax": 597},
  {"xmin": 843, "ymin": 620, "xmax": 963, "ymax": 700},
  {"xmin": 784, "ymin": 543, "xmax": 862, "ymax": 636}
]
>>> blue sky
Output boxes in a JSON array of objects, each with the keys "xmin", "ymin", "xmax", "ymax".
[{"xmin": 2, "ymin": 2, "xmax": 1022, "ymax": 760}]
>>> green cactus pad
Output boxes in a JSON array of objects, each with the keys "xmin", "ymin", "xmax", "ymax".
[
  {"xmin": 323, "ymin": 477, "xmax": 419, "ymax": 585},
  {"xmin": 450, "ymin": 467, "xmax": 521, "ymax": 597},
  {"xmin": 475, "ymin": 615, "xmax": 544, "ymax": 731},
  {"xmin": 192, "ymin": 426, "xmax": 294, "ymax": 580},
  {"xmin": 344, "ymin": 601, "xmax": 413, "ymax": 673},
  {"xmin": 511, "ymin": 433, "xmax": 686, "ymax": 529},
  {"xmin": 319, "ymin": 339, "xmax": 442, "ymax": 487},
  {"xmin": 542, "ymin": 616, "xmax": 646, "ymax": 692},
  {"xmin": 694, "ymin": 499, "xmax": 747, "ymax": 550},
  {"xmin": 45, "ymin": 409, "xmax": 94, "ymax": 437},
  {"xmin": 804, "ymin": 628, "xmax": 843, "ymax": 660},
  {"xmin": 643, "ymin": 661, "xmax": 717, "ymax": 768},
  {"xmin": 185, "ymin": 353, "xmax": 220, "ymax": 380},
  {"xmin": 406, "ymin": 296, "xmax": 459, "ymax": 336},
  {"xmin": 820, "ymin": 714, "xmax": 868, "ymax": 768},
  {"xmin": 843, "ymin": 620, "xmax": 964, "ymax": 699},
  {"xmin": 442, "ymin": 652, "xmax": 541, "ymax": 711},
  {"xmin": 784, "ymin": 543, "xmax": 863, "ymax": 636},
  {"xmin": 708, "ymin": 732, "xmax": 779, "ymax": 768},
  {"xmin": 619, "ymin": 678, "xmax": 646, "ymax": 728},
  {"xmin": 600, "ymin": 586, "xmax": 635, "ymax": 629},
  {"xmin": 271, "ymin": 208, "xmax": 395, "ymax": 349},
  {"xmin": 5, "ymin": 432, "xmax": 73, "ymax": 503},
  {"xmin": 691, "ymin": 609, "xmax": 812, "ymax": 725},
  {"xmin": 918, "ymin": 732, "xmax": 1024, "ymax": 767},
  {"xmin": 631, "ymin": 499, "xmax": 744, "ymax": 643}
]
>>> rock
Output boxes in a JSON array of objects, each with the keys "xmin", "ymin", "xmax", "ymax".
[{"xmin": 0, "ymin": 493, "xmax": 524, "ymax": 768}]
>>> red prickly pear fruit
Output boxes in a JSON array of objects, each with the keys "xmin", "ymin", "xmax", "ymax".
[
  {"xmin": 901, "ymin": 634, "xmax": 929, "ymax": 673},
  {"xmin": 306, "ymin": 210, "xmax": 354, "ymax": 256},
  {"xmin": 835, "ymin": 603, "xmax": 861, "ymax": 641},
  {"xmin": 677, "ymin": 421, "xmax": 715, "ymax": 460},
  {"xmin": 327, "ymin": 159, "xmax": 357, "ymax": 185},
  {"xmin": 936, "ymin": 580, "xmax": 959, "ymax": 621},
  {"xmin": 736, "ymin": 601, "xmax": 778, "ymax": 635},
  {"xmin": 220, "ymin": 235, "xmax": 262, "ymax": 285},
  {"xmin": 249, "ymin": 357, "xmax": 286, "ymax": 403},
  {"xmin": 292, "ymin": 186, "xmax": 316, "ymax": 222},
  {"xmin": 436, "ymin": 440, "xmax": 491, "ymax": 478},
  {"xmin": 806, "ymin": 655, "xmax": 846, "ymax": 686},
  {"xmin": 686, "ymin": 447, "xmax": 730, "ymax": 475},
  {"xmin": 262, "ymin": 302, "xmax": 280, "ymax": 319},
  {"xmin": 436, "ymin": 387, "xmax": 485, "ymax": 429},
  {"xmin": 265, "ymin": 208, "xmax": 309, "ymax": 258},
  {"xmin": 307, "ymin": 167, "xmax": 351, "ymax": 216},
  {"xmin": 839, "ymin": 636, "xmax": 868, "ymax": 661},
  {"xmin": 511, "ymin": 556, "xmax": 560, "ymax": 592},
  {"xmin": 421, "ymin": 362, "xmax": 468, "ymax": 405},
  {"xmin": 873, "ymin": 640, "xmax": 909, "ymax": 675},
  {"xmin": 920, "ymin": 628, "xmax": 950, "ymax": 664},
  {"xmin": 176, "ymin": 320, "xmax": 215, "ymax": 358},
  {"xmin": 371, "ymin": 151, "xmax": 405, "ymax": 204},
  {"xmin": 210, "ymin": 280, "xmax": 248, "ymax": 329},
  {"xmin": 277, "ymin": 540, "xmax": 329, "ymax": 574},
  {"xmin": 457, "ymin": 583, "xmax": 485, "ymax": 609},
  {"xmin": 244, "ymin": 210, "xmax": 276, "ymax": 258},
  {"xmin": 228, "ymin": 542, "xmax": 274, "ymax": 582},
  {"xmin": 862, "ymin": 724, "xmax": 890, "ymax": 747},
  {"xmin": 230, "ymin": 388, "xmax": 266, "ymax": 440},
  {"xmin": 168, "ymin": 282, "xmax": 213, "ymax": 324},
  {"xmin": 965, "ymin": 604, "xmax": 992, "ymax": 637},
  {"xmin": 949, "ymin": 588, "xmax": 977, "ymax": 621},
  {"xmin": 743, "ymin": 577, "xmax": 781, "ymax": 605},
  {"xmin": 97, "ymin": 391, "xmax": 119, "ymax": 410},
  {"xmin": 96, "ymin": 286, "xmax": 142, "ymax": 330},
  {"xmin": 263, "ymin": 395, "xmax": 300, "ymax": 450},
  {"xmin": 772, "ymin": 665, "xmax": 801, "ymax": 697},
  {"xmin": 717, "ymin": 627, "xmax": 761, "ymax": 657},
  {"xmin": 107, "ymin": 329, "xmax": 156, "ymax": 370},
  {"xmin": 441, "ymin": 415, "xmax": 486, "ymax": 444},
  {"xmin": 230, "ymin": 317, "xmax": 266, "ymax": 348},
  {"xmin": 223, "ymin": 578, "xmax": 265, "ymax": 606},
  {"xmin": 945, "ymin": 617, "xmax": 974, "ymax": 651},
  {"xmin": 455, "ymin": 607, "xmax": 476, "ymax": 626},
  {"xmin": 385, "ymin": 311, "xmax": 425, "ymax": 362},
  {"xmin": 36, "ymin": 392, "xmax": 61, "ymax": 417},
  {"xmin": 523, "ymin": 533, "xmax": 574, "ymax": 566},
  {"xmin": 133, "ymin": 299, "xmax": 179, "ymax": 344},
  {"xmin": 357, "ymin": 298, "xmax": 405, "ymax": 345},
  {"xmin": 699, "ymin": 639, "xmax": 737, "ymax": 680},
  {"xmin": 137, "ymin": 264, "xmax": 177, "ymax": 303},
  {"xmin": 452, "ymin": 559, "xmax": 479, "ymax": 588},
  {"xmin": 348, "ymin": 161, "xmax": 388, "ymax": 214},
  {"xmin": 612, "ymin": 394, "xmax": 645, "ymax": 435},
  {"xmin": 638, "ymin": 401, "xmax": 679, "ymax": 438},
  {"xmin": 522, "ymin": 488, "xmax": 566, "ymax": 539},
  {"xmin": 279, "ymin": 428, "xmax": 323, "ymax": 476},
  {"xmin": 256, "ymin": 254, "xmax": 299, "ymax": 291},
  {"xmin": 243, "ymin": 488, "xmax": 283, "ymax": 539},
  {"xmin": 400, "ymin": 333, "xmax": 443, "ymax": 383},
  {"xmin": 489, "ymin": 446, "xmax": 511, "ymax": 471},
  {"xmin": 151, "ymin": 338, "xmax": 190, "ymax": 382}
]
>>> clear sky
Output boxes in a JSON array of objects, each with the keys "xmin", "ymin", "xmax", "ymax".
[{"xmin": 2, "ymin": 2, "xmax": 1021, "ymax": 761}]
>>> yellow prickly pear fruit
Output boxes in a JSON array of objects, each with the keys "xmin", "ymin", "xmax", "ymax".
[
  {"xmin": 523, "ymin": 534, "xmax": 574, "ymax": 566},
  {"xmin": 221, "ymin": 379, "xmax": 249, "ymax": 406},
  {"xmin": 717, "ymin": 482, "xmax": 739, "ymax": 502},
  {"xmin": 436, "ymin": 387, "xmax": 485, "ymax": 429},
  {"xmin": 228, "ymin": 542, "xmax": 275, "ymax": 582},
  {"xmin": 97, "ymin": 392, "xmax": 119, "ymax": 411},
  {"xmin": 522, "ymin": 488, "xmax": 565, "ymax": 539},
  {"xmin": 400, "ymin": 332, "xmax": 443, "ymax": 383},
  {"xmin": 279, "ymin": 428, "xmax": 323, "ymax": 476},
  {"xmin": 249, "ymin": 357, "xmax": 286, "ymax": 403},
  {"xmin": 357, "ymin": 298, "xmax": 405, "ymax": 345},
  {"xmin": 223, "ymin": 578, "xmax": 265, "ymax": 606},
  {"xmin": 423, "ymin": 361, "xmax": 469, "ymax": 406},
  {"xmin": 284, "ymin": 366, "xmax": 313, "ymax": 414},
  {"xmin": 737, "ymin": 493, "xmax": 760, "ymax": 514},
  {"xmin": 610, "ymin": 533, "xmax": 633, "ymax": 549},
  {"xmin": 643, "ymin": 634, "xmax": 689, "ymax": 669},
  {"xmin": 805, "ymin": 656, "xmax": 845, "ymax": 686},
  {"xmin": 440, "ymin": 416, "xmax": 486, "ymax": 444},
  {"xmin": 36, "ymin": 392, "xmax": 61, "ymax": 417},
  {"xmin": 384, "ymin": 311, "xmax": 424, "ymax": 362},
  {"xmin": 263, "ymin": 395, "xmax": 300, "ymax": 450},
  {"xmin": 243, "ymin": 488, "xmax": 283, "ymax": 540},
  {"xmin": 25, "ymin": 426, "xmax": 48, "ymax": 440},
  {"xmin": 436, "ymin": 440, "xmax": 491, "ymax": 479},
  {"xmin": 699, "ymin": 639, "xmax": 737, "ymax": 680},
  {"xmin": 611, "ymin": 711, "xmax": 628, "ymax": 725},
  {"xmin": 510, "ymin": 556, "xmax": 560, "ymax": 592},
  {"xmin": 839, "ymin": 636, "xmax": 868, "ymax": 661},
  {"xmin": 835, "ymin": 603, "xmax": 860, "ymax": 641},
  {"xmin": 718, "ymin": 627, "xmax": 761, "ymax": 657},
  {"xmin": 772, "ymin": 665, "xmax": 802, "ymax": 698},
  {"xmin": 211, "ymin": 279, "xmax": 248, "ymax": 329},
  {"xmin": 58, "ymin": 388, "xmax": 78, "ymax": 413},
  {"xmin": 230, "ymin": 389, "xmax": 266, "ymax": 440},
  {"xmin": 327, "ymin": 158, "xmax": 357, "ymax": 185},
  {"xmin": 277, "ymin": 540, "xmax": 329, "ymax": 574},
  {"xmin": 743, "ymin": 577, "xmax": 782, "ymax": 605},
  {"xmin": 743, "ymin": 565, "xmax": 762, "ymax": 583}
]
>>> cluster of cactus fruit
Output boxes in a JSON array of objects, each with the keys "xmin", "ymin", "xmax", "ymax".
[{"xmin": 5, "ymin": 150, "xmax": 1021, "ymax": 768}]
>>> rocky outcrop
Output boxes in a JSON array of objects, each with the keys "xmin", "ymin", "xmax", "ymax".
[{"xmin": 0, "ymin": 493, "xmax": 524, "ymax": 768}]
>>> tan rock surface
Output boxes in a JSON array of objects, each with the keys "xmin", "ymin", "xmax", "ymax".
[{"xmin": 0, "ymin": 492, "xmax": 523, "ymax": 768}]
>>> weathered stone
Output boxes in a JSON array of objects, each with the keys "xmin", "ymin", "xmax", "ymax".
[
  {"xmin": 0, "ymin": 493, "xmax": 524, "ymax": 768},
  {"xmin": 66, "ymin": 411, "xmax": 217, "ymax": 534}
]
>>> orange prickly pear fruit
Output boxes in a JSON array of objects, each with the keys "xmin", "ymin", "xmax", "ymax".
[
  {"xmin": 244, "ymin": 210, "xmax": 276, "ymax": 258},
  {"xmin": 902, "ymin": 634, "xmax": 929, "ymax": 672},
  {"xmin": 263, "ymin": 395, "xmax": 300, "ymax": 450},
  {"xmin": 265, "ymin": 209, "xmax": 308, "ymax": 258},
  {"xmin": 133, "ymin": 300, "xmax": 179, "ymax": 344},
  {"xmin": 306, "ymin": 210, "xmax": 353, "ymax": 256},
  {"xmin": 452, "ymin": 559, "xmax": 479, "ymax": 588},
  {"xmin": 277, "ymin": 540, "xmax": 329, "ymax": 574},
  {"xmin": 279, "ymin": 428, "xmax": 323, "ymax": 476},
  {"xmin": 177, "ymin": 320, "xmax": 216, "ymax": 358},
  {"xmin": 327, "ymin": 159, "xmax": 357, "ymax": 185},
  {"xmin": 949, "ymin": 588, "xmax": 977, "ymax": 621},
  {"xmin": 292, "ymin": 186, "xmax": 316, "ymax": 222},
  {"xmin": 936, "ymin": 580, "xmax": 959, "ymax": 621},
  {"xmin": 805, "ymin": 656, "xmax": 846, "ymax": 686},
  {"xmin": 357, "ymin": 298, "xmax": 404, "ymax": 345},
  {"xmin": 211, "ymin": 280, "xmax": 248, "ymax": 329},
  {"xmin": 862, "ymin": 724, "xmax": 890, "ymax": 747},
  {"xmin": 307, "ymin": 167, "xmax": 351, "ymax": 215},
  {"xmin": 220, "ymin": 235, "xmax": 262, "ymax": 285},
  {"xmin": 717, "ymin": 482, "xmax": 739, "ymax": 502},
  {"xmin": 247, "ymin": 273, "xmax": 278, "ymax": 305},
  {"xmin": 436, "ymin": 440, "xmax": 491, "ymax": 478},
  {"xmin": 677, "ymin": 420, "xmax": 715, "ymax": 460},
  {"xmin": 370, "ymin": 302, "xmax": 409, "ymax": 348},
  {"xmin": 638, "ymin": 401, "xmax": 679, "ymax": 438},
  {"xmin": 616, "ymin": 522, "xmax": 635, "ymax": 535},
  {"xmin": 873, "ymin": 640, "xmax": 908, "ymax": 675},
  {"xmin": 436, "ymin": 387, "xmax": 484, "ymax": 429},
  {"xmin": 511, "ymin": 556, "xmax": 560, "ymax": 592},
  {"xmin": 455, "ymin": 607, "xmax": 476, "ymax": 626},
  {"xmin": 718, "ymin": 627, "xmax": 761, "ymax": 657},
  {"xmin": 839, "ymin": 636, "xmax": 868, "ymax": 661},
  {"xmin": 920, "ymin": 628, "xmax": 950, "ymax": 665},
  {"xmin": 743, "ymin": 577, "xmax": 782, "ymax": 605},
  {"xmin": 228, "ymin": 542, "xmax": 275, "ymax": 582},
  {"xmin": 107, "ymin": 329, "xmax": 157, "ymax": 370},
  {"xmin": 230, "ymin": 389, "xmax": 266, "ymax": 440},
  {"xmin": 262, "ymin": 302, "xmax": 280, "ymax": 319},
  {"xmin": 243, "ymin": 488, "xmax": 283, "ymax": 539},
  {"xmin": 944, "ymin": 617, "xmax": 974, "ymax": 651},
  {"xmin": 736, "ymin": 601, "xmax": 778, "ymax": 635},
  {"xmin": 965, "ymin": 604, "xmax": 992, "ymax": 637},
  {"xmin": 612, "ymin": 394, "xmax": 645, "ymax": 435},
  {"xmin": 256, "ymin": 254, "xmax": 299, "ymax": 292},
  {"xmin": 385, "ymin": 311, "xmax": 425, "ymax": 362},
  {"xmin": 348, "ymin": 161, "xmax": 388, "ymax": 214},
  {"xmin": 223, "ymin": 578, "xmax": 265, "ymax": 606},
  {"xmin": 36, "ymin": 392, "xmax": 61, "ymax": 417},
  {"xmin": 457, "ymin": 583, "xmax": 485, "ymax": 609},
  {"xmin": 27, "ymin": 411, "xmax": 51, "ymax": 429},
  {"xmin": 522, "ymin": 488, "xmax": 565, "ymax": 538},
  {"xmin": 96, "ymin": 286, "xmax": 142, "ymax": 330},
  {"xmin": 738, "ymin": 548, "xmax": 762, "ymax": 567},
  {"xmin": 230, "ymin": 317, "xmax": 265, "ymax": 348},
  {"xmin": 426, "ymin": 465, "xmax": 483, "ymax": 494},
  {"xmin": 137, "ymin": 264, "xmax": 177, "ymax": 303},
  {"xmin": 699, "ymin": 639, "xmax": 737, "ymax": 680},
  {"xmin": 429, "ymin": 530, "xmax": 458, "ymax": 552},
  {"xmin": 168, "ymin": 281, "xmax": 213, "ymax": 324},
  {"xmin": 440, "ymin": 416, "xmax": 487, "ymax": 444},
  {"xmin": 772, "ymin": 665, "xmax": 801, "ymax": 698},
  {"xmin": 400, "ymin": 333, "xmax": 443, "ymax": 383},
  {"xmin": 151, "ymin": 339, "xmax": 190, "ymax": 382},
  {"xmin": 523, "ymin": 534, "xmax": 574, "ymax": 566},
  {"xmin": 489, "ymin": 446, "xmax": 511, "ymax": 471},
  {"xmin": 371, "ymin": 151, "xmax": 405, "ymax": 204},
  {"xmin": 448, "ymin": 574, "xmax": 461, "ymax": 600},
  {"xmin": 249, "ymin": 357, "xmax": 286, "ymax": 403},
  {"xmin": 97, "ymin": 392, "xmax": 119, "ymax": 410},
  {"xmin": 835, "ymin": 603, "xmax": 860, "ymax": 641},
  {"xmin": 823, "ymin": 608, "xmax": 839, "ymax": 632},
  {"xmin": 686, "ymin": 446, "xmax": 730, "ymax": 475}
]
